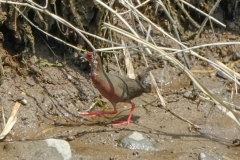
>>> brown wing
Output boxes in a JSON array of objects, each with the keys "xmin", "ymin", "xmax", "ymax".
[{"xmin": 109, "ymin": 74, "xmax": 147, "ymax": 101}]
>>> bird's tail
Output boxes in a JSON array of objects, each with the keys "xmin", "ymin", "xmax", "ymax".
[
  {"xmin": 137, "ymin": 66, "xmax": 153, "ymax": 83},
  {"xmin": 136, "ymin": 66, "xmax": 154, "ymax": 93}
]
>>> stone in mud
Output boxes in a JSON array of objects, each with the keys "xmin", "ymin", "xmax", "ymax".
[
  {"xmin": 1, "ymin": 139, "xmax": 72, "ymax": 160},
  {"xmin": 232, "ymin": 52, "xmax": 240, "ymax": 61},
  {"xmin": 223, "ymin": 56, "xmax": 231, "ymax": 63},
  {"xmin": 117, "ymin": 131, "xmax": 156, "ymax": 151},
  {"xmin": 183, "ymin": 91, "xmax": 192, "ymax": 99},
  {"xmin": 216, "ymin": 71, "xmax": 228, "ymax": 79},
  {"xmin": 198, "ymin": 153, "xmax": 217, "ymax": 160}
]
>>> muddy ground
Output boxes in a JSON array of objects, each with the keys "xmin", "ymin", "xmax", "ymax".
[{"xmin": 0, "ymin": 4, "xmax": 240, "ymax": 160}]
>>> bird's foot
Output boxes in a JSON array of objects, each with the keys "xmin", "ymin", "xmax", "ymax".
[{"xmin": 111, "ymin": 120, "xmax": 133, "ymax": 126}]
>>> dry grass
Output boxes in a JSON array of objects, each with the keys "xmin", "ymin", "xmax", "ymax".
[{"xmin": 0, "ymin": 0, "xmax": 239, "ymax": 127}]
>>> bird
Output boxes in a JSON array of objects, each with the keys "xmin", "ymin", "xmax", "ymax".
[{"xmin": 79, "ymin": 52, "xmax": 153, "ymax": 126}]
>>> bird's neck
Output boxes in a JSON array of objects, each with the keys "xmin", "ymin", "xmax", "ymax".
[{"xmin": 90, "ymin": 55, "xmax": 106, "ymax": 82}]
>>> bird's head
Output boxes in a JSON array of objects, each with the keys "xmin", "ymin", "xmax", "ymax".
[
  {"xmin": 86, "ymin": 52, "xmax": 101, "ymax": 69},
  {"xmin": 86, "ymin": 52, "xmax": 93, "ymax": 61}
]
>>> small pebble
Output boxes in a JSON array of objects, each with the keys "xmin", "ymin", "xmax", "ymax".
[
  {"xmin": 171, "ymin": 150, "xmax": 176, "ymax": 153},
  {"xmin": 199, "ymin": 153, "xmax": 217, "ymax": 160},
  {"xmin": 67, "ymin": 75, "xmax": 72, "ymax": 80},
  {"xmin": 133, "ymin": 151, "xmax": 139, "ymax": 156},
  {"xmin": 67, "ymin": 135, "xmax": 75, "ymax": 141},
  {"xmin": 74, "ymin": 81, "xmax": 79, "ymax": 85},
  {"xmin": 220, "ymin": 49, "xmax": 227, "ymax": 57},
  {"xmin": 228, "ymin": 35, "xmax": 237, "ymax": 40},
  {"xmin": 235, "ymin": 106, "xmax": 240, "ymax": 111},
  {"xmin": 216, "ymin": 71, "xmax": 228, "ymax": 79},
  {"xmin": 201, "ymin": 61, "xmax": 208, "ymax": 67},
  {"xmin": 20, "ymin": 99, "xmax": 27, "ymax": 105},
  {"xmin": 228, "ymin": 22, "xmax": 236, "ymax": 29},
  {"xmin": 183, "ymin": 91, "xmax": 192, "ymax": 98},
  {"xmin": 232, "ymin": 52, "xmax": 240, "ymax": 61},
  {"xmin": 223, "ymin": 56, "xmax": 230, "ymax": 63}
]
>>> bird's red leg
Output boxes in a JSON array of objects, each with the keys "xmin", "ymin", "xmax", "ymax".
[
  {"xmin": 79, "ymin": 107, "xmax": 117, "ymax": 117},
  {"xmin": 112, "ymin": 102, "xmax": 135, "ymax": 126}
]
